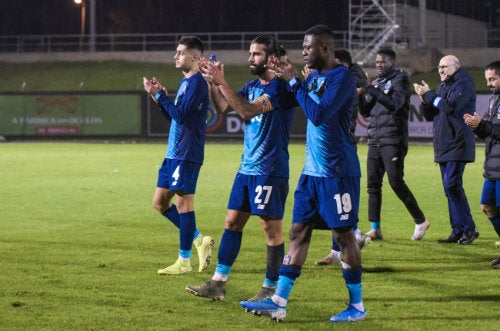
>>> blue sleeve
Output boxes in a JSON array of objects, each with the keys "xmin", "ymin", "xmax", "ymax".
[
  {"xmin": 156, "ymin": 76, "xmax": 207, "ymax": 124},
  {"xmin": 295, "ymin": 70, "xmax": 354, "ymax": 126}
]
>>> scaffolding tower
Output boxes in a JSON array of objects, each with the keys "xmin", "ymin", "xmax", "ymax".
[{"xmin": 349, "ymin": 0, "xmax": 400, "ymax": 64}]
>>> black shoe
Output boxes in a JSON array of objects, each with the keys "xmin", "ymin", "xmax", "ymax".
[
  {"xmin": 436, "ymin": 232, "xmax": 463, "ymax": 244},
  {"xmin": 457, "ymin": 229, "xmax": 479, "ymax": 245},
  {"xmin": 490, "ymin": 257, "xmax": 500, "ymax": 268}
]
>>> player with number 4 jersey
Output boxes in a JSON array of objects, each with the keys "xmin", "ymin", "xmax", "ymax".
[{"xmin": 143, "ymin": 36, "xmax": 214, "ymax": 276}]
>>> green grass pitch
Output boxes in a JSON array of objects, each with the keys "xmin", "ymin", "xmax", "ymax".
[{"xmin": 1, "ymin": 141, "xmax": 499, "ymax": 330}]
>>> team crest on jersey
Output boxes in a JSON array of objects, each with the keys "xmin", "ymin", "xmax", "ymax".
[
  {"xmin": 175, "ymin": 81, "xmax": 188, "ymax": 106},
  {"xmin": 248, "ymin": 86, "xmax": 264, "ymax": 103},
  {"xmin": 384, "ymin": 80, "xmax": 392, "ymax": 94},
  {"xmin": 307, "ymin": 77, "xmax": 326, "ymax": 104}
]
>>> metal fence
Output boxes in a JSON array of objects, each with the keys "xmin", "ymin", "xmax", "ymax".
[
  {"xmin": 1, "ymin": 29, "xmax": 499, "ymax": 55},
  {"xmin": 0, "ymin": 31, "xmax": 351, "ymax": 53}
]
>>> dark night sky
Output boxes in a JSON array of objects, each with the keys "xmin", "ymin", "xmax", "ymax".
[
  {"xmin": 0, "ymin": 0, "xmax": 494, "ymax": 36},
  {"xmin": 0, "ymin": 0, "xmax": 349, "ymax": 35}
]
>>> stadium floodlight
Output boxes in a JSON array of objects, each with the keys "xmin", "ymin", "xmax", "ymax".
[{"xmin": 73, "ymin": 0, "xmax": 86, "ymax": 36}]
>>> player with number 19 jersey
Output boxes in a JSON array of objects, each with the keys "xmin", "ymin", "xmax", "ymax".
[
  {"xmin": 300, "ymin": 67, "xmax": 360, "ymax": 178},
  {"xmin": 292, "ymin": 65, "xmax": 360, "ymax": 229}
]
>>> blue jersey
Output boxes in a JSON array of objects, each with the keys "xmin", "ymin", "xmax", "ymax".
[
  {"xmin": 295, "ymin": 65, "xmax": 360, "ymax": 178},
  {"xmin": 155, "ymin": 71, "xmax": 209, "ymax": 165},
  {"xmin": 236, "ymin": 78, "xmax": 296, "ymax": 177}
]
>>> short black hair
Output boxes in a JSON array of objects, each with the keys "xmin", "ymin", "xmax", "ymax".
[
  {"xmin": 334, "ymin": 49, "xmax": 352, "ymax": 66},
  {"xmin": 485, "ymin": 61, "xmax": 500, "ymax": 74},
  {"xmin": 305, "ymin": 24, "xmax": 334, "ymax": 39},
  {"xmin": 305, "ymin": 25, "xmax": 335, "ymax": 49},
  {"xmin": 178, "ymin": 35, "xmax": 204, "ymax": 54},
  {"xmin": 252, "ymin": 34, "xmax": 287, "ymax": 57},
  {"xmin": 377, "ymin": 48, "xmax": 396, "ymax": 61}
]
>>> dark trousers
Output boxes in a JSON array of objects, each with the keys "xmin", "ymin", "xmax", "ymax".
[
  {"xmin": 367, "ymin": 145, "xmax": 425, "ymax": 223},
  {"xmin": 439, "ymin": 161, "xmax": 476, "ymax": 235}
]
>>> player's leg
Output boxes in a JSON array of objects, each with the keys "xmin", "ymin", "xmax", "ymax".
[
  {"xmin": 186, "ymin": 209, "xmax": 250, "ymax": 299},
  {"xmin": 381, "ymin": 145, "xmax": 429, "ymax": 240},
  {"xmin": 366, "ymin": 145, "xmax": 384, "ymax": 240},
  {"xmin": 154, "ymin": 159, "xmax": 205, "ymax": 250},
  {"xmin": 158, "ymin": 160, "xmax": 213, "ymax": 275},
  {"xmin": 245, "ymin": 175, "xmax": 288, "ymax": 302},
  {"xmin": 240, "ymin": 175, "xmax": 315, "ymax": 321},
  {"xmin": 186, "ymin": 173, "xmax": 251, "ymax": 299},
  {"xmin": 480, "ymin": 179, "xmax": 500, "ymax": 265},
  {"xmin": 243, "ymin": 218, "xmax": 284, "ymax": 302},
  {"xmin": 240, "ymin": 222, "xmax": 313, "ymax": 321},
  {"xmin": 331, "ymin": 227, "xmax": 366, "ymax": 322},
  {"xmin": 329, "ymin": 177, "xmax": 366, "ymax": 323}
]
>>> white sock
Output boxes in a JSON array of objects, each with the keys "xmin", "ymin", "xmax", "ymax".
[
  {"xmin": 352, "ymin": 302, "xmax": 365, "ymax": 312},
  {"xmin": 212, "ymin": 272, "xmax": 228, "ymax": 282}
]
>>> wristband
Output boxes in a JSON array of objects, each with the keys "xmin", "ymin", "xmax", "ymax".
[{"xmin": 154, "ymin": 91, "xmax": 163, "ymax": 100}]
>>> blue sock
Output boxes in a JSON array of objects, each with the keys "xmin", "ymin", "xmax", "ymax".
[
  {"xmin": 488, "ymin": 215, "xmax": 500, "ymax": 237},
  {"xmin": 215, "ymin": 264, "xmax": 232, "ymax": 277},
  {"xmin": 163, "ymin": 205, "xmax": 199, "ymax": 242},
  {"xmin": 217, "ymin": 229, "xmax": 242, "ymax": 266},
  {"xmin": 162, "ymin": 204, "xmax": 180, "ymax": 228},
  {"xmin": 371, "ymin": 221, "xmax": 380, "ymax": 230},
  {"xmin": 342, "ymin": 266, "xmax": 363, "ymax": 304},
  {"xmin": 179, "ymin": 211, "xmax": 196, "ymax": 259},
  {"xmin": 332, "ymin": 240, "xmax": 340, "ymax": 252},
  {"xmin": 275, "ymin": 265, "xmax": 301, "ymax": 300}
]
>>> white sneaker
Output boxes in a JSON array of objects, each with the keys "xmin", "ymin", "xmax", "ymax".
[
  {"xmin": 366, "ymin": 228, "xmax": 383, "ymax": 240},
  {"xmin": 411, "ymin": 219, "xmax": 430, "ymax": 241},
  {"xmin": 315, "ymin": 251, "xmax": 341, "ymax": 265},
  {"xmin": 357, "ymin": 233, "xmax": 372, "ymax": 250}
]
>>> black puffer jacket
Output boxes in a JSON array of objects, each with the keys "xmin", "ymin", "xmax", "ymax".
[
  {"xmin": 359, "ymin": 67, "xmax": 410, "ymax": 146},
  {"xmin": 473, "ymin": 95, "xmax": 500, "ymax": 180}
]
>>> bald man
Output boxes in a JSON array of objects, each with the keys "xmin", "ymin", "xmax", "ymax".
[{"xmin": 414, "ymin": 55, "xmax": 479, "ymax": 245}]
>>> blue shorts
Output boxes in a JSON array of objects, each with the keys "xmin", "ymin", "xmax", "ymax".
[
  {"xmin": 480, "ymin": 179, "xmax": 500, "ymax": 207},
  {"xmin": 156, "ymin": 158, "xmax": 201, "ymax": 194},
  {"xmin": 292, "ymin": 175, "xmax": 360, "ymax": 229},
  {"xmin": 227, "ymin": 173, "xmax": 289, "ymax": 220}
]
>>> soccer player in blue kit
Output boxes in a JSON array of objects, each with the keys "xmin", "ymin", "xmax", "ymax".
[
  {"xmin": 240, "ymin": 25, "xmax": 366, "ymax": 323},
  {"xmin": 185, "ymin": 35, "xmax": 297, "ymax": 301},
  {"xmin": 143, "ymin": 36, "xmax": 214, "ymax": 275}
]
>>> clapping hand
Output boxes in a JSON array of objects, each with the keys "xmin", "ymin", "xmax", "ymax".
[
  {"xmin": 199, "ymin": 57, "xmax": 226, "ymax": 86},
  {"xmin": 301, "ymin": 65, "xmax": 313, "ymax": 80},
  {"xmin": 267, "ymin": 56, "xmax": 298, "ymax": 81},
  {"xmin": 413, "ymin": 80, "xmax": 430, "ymax": 96},
  {"xmin": 463, "ymin": 112, "xmax": 481, "ymax": 129}
]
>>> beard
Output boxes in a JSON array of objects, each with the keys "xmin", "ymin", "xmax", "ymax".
[{"xmin": 249, "ymin": 59, "xmax": 267, "ymax": 76}]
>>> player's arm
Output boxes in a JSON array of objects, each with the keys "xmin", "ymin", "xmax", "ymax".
[
  {"xmin": 218, "ymin": 83, "xmax": 273, "ymax": 120},
  {"xmin": 207, "ymin": 82, "xmax": 231, "ymax": 115},
  {"xmin": 203, "ymin": 60, "xmax": 272, "ymax": 120}
]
